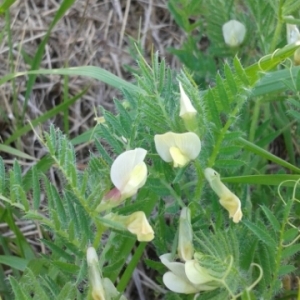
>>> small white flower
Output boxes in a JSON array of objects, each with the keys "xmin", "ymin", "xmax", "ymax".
[
  {"xmin": 160, "ymin": 253, "xmax": 218, "ymax": 294},
  {"xmin": 179, "ymin": 82, "xmax": 197, "ymax": 120},
  {"xmin": 110, "ymin": 148, "xmax": 147, "ymax": 199},
  {"xmin": 98, "ymin": 148, "xmax": 148, "ymax": 211},
  {"xmin": 154, "ymin": 132, "xmax": 201, "ymax": 168},
  {"xmin": 204, "ymin": 168, "xmax": 243, "ymax": 223},
  {"xmin": 222, "ymin": 20, "xmax": 246, "ymax": 47}
]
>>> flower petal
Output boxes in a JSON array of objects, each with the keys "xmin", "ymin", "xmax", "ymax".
[
  {"xmin": 205, "ymin": 168, "xmax": 243, "ymax": 223},
  {"xmin": 163, "ymin": 271, "xmax": 200, "ymax": 294},
  {"xmin": 219, "ymin": 193, "xmax": 243, "ymax": 223},
  {"xmin": 159, "ymin": 253, "xmax": 187, "ymax": 279},
  {"xmin": 121, "ymin": 162, "xmax": 148, "ymax": 198},
  {"xmin": 125, "ymin": 211, "xmax": 154, "ymax": 242},
  {"xmin": 169, "ymin": 147, "xmax": 190, "ymax": 168},
  {"xmin": 154, "ymin": 133, "xmax": 177, "ymax": 162},
  {"xmin": 179, "ymin": 81, "xmax": 197, "ymax": 118},
  {"xmin": 185, "ymin": 260, "xmax": 214, "ymax": 285},
  {"xmin": 110, "ymin": 148, "xmax": 147, "ymax": 191},
  {"xmin": 204, "ymin": 168, "xmax": 232, "ymax": 198}
]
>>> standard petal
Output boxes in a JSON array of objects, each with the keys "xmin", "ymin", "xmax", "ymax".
[
  {"xmin": 179, "ymin": 81, "xmax": 197, "ymax": 118},
  {"xmin": 173, "ymin": 132, "xmax": 201, "ymax": 160},
  {"xmin": 154, "ymin": 133, "xmax": 177, "ymax": 162},
  {"xmin": 110, "ymin": 148, "xmax": 147, "ymax": 190},
  {"xmin": 185, "ymin": 260, "xmax": 213, "ymax": 285},
  {"xmin": 163, "ymin": 271, "xmax": 200, "ymax": 294}
]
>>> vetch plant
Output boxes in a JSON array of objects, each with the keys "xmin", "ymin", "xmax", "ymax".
[{"xmin": 2, "ymin": 26, "xmax": 300, "ymax": 300}]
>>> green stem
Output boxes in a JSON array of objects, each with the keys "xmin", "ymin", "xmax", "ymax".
[
  {"xmin": 117, "ymin": 242, "xmax": 146, "ymax": 292},
  {"xmin": 207, "ymin": 102, "xmax": 242, "ymax": 168},
  {"xmin": 161, "ymin": 179, "xmax": 185, "ymax": 208},
  {"xmin": 63, "ymin": 61, "xmax": 70, "ymax": 136},
  {"xmin": 249, "ymin": 99, "xmax": 261, "ymax": 143},
  {"xmin": 269, "ymin": 0, "xmax": 284, "ymax": 53},
  {"xmin": 194, "ymin": 160, "xmax": 204, "ymax": 201},
  {"xmin": 265, "ymin": 198, "xmax": 292, "ymax": 298}
]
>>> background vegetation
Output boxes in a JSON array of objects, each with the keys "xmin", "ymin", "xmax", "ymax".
[{"xmin": 0, "ymin": 0, "xmax": 300, "ymax": 299}]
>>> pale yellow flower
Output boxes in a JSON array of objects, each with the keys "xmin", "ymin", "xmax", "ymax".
[
  {"xmin": 222, "ymin": 20, "xmax": 246, "ymax": 47},
  {"xmin": 97, "ymin": 148, "xmax": 147, "ymax": 211},
  {"xmin": 160, "ymin": 253, "xmax": 218, "ymax": 294},
  {"xmin": 154, "ymin": 132, "xmax": 201, "ymax": 168},
  {"xmin": 178, "ymin": 207, "xmax": 194, "ymax": 261},
  {"xmin": 204, "ymin": 168, "xmax": 243, "ymax": 223},
  {"xmin": 104, "ymin": 211, "xmax": 154, "ymax": 242}
]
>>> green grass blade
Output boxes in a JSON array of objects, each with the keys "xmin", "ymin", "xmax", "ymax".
[
  {"xmin": 0, "ymin": 144, "xmax": 36, "ymax": 160},
  {"xmin": 0, "ymin": 255, "xmax": 28, "ymax": 271},
  {"xmin": 238, "ymin": 137, "xmax": 300, "ymax": 173},
  {"xmin": 0, "ymin": 66, "xmax": 142, "ymax": 94},
  {"xmin": 0, "ymin": 0, "xmax": 17, "ymax": 13},
  {"xmin": 22, "ymin": 0, "xmax": 76, "ymax": 121},
  {"xmin": 223, "ymin": 174, "xmax": 300, "ymax": 186},
  {"xmin": 252, "ymin": 66, "xmax": 300, "ymax": 96},
  {"xmin": 4, "ymin": 87, "xmax": 88, "ymax": 145}
]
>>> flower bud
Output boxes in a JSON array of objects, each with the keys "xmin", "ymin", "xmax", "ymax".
[
  {"xmin": 87, "ymin": 247, "xmax": 105, "ymax": 300},
  {"xmin": 204, "ymin": 168, "xmax": 243, "ymax": 223},
  {"xmin": 222, "ymin": 20, "xmax": 246, "ymax": 47},
  {"xmin": 178, "ymin": 207, "xmax": 194, "ymax": 261},
  {"xmin": 104, "ymin": 211, "xmax": 154, "ymax": 242},
  {"xmin": 179, "ymin": 82, "xmax": 197, "ymax": 120}
]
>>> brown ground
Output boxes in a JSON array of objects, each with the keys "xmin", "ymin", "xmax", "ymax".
[{"xmin": 0, "ymin": 0, "xmax": 184, "ymax": 298}]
